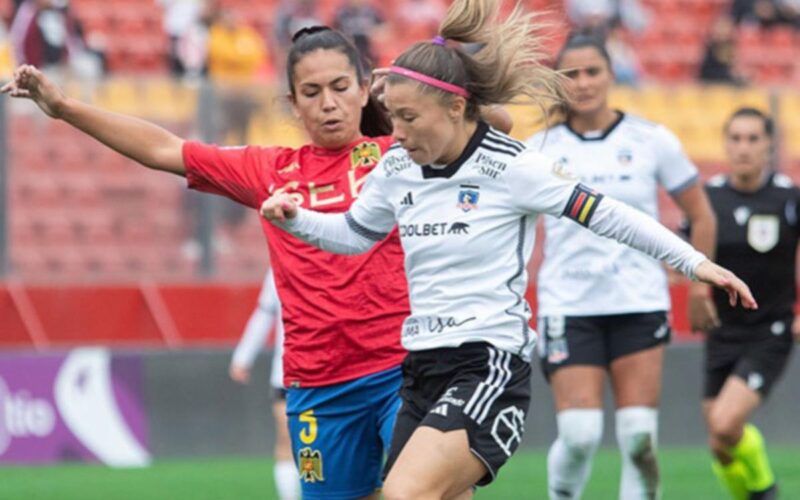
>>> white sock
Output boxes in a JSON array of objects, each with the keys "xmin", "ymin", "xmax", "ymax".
[
  {"xmin": 548, "ymin": 409, "xmax": 604, "ymax": 499},
  {"xmin": 615, "ymin": 406, "xmax": 660, "ymax": 500},
  {"xmin": 274, "ymin": 459, "xmax": 300, "ymax": 500}
]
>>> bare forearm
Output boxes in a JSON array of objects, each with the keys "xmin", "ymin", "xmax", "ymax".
[{"xmin": 59, "ymin": 97, "xmax": 186, "ymax": 175}]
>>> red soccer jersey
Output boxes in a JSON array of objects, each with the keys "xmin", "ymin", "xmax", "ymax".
[{"xmin": 183, "ymin": 136, "xmax": 409, "ymax": 387}]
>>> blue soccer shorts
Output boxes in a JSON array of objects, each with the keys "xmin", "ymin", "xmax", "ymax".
[{"xmin": 286, "ymin": 366, "xmax": 402, "ymax": 500}]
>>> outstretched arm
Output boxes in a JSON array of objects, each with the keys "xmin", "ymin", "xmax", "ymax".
[
  {"xmin": 2, "ymin": 65, "xmax": 186, "ymax": 175},
  {"xmin": 587, "ymin": 195, "xmax": 756, "ymax": 310},
  {"xmin": 260, "ymin": 194, "xmax": 384, "ymax": 255}
]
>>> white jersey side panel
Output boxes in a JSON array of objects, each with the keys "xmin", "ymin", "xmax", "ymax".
[{"xmin": 527, "ymin": 115, "xmax": 698, "ymax": 316}]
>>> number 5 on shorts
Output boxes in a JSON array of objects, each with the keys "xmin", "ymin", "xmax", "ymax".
[{"xmin": 299, "ymin": 409, "xmax": 318, "ymax": 444}]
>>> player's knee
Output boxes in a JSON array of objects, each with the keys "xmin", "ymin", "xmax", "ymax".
[
  {"xmin": 382, "ymin": 480, "xmax": 430, "ymax": 500},
  {"xmin": 707, "ymin": 411, "xmax": 743, "ymax": 447},
  {"xmin": 557, "ymin": 409, "xmax": 603, "ymax": 459},
  {"xmin": 616, "ymin": 407, "xmax": 659, "ymax": 470}
]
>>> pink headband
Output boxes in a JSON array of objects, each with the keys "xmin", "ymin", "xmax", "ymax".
[{"xmin": 388, "ymin": 66, "xmax": 471, "ymax": 99}]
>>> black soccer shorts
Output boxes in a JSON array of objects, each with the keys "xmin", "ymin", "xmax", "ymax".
[
  {"xmin": 537, "ymin": 311, "xmax": 671, "ymax": 378},
  {"xmin": 384, "ymin": 342, "xmax": 531, "ymax": 487},
  {"xmin": 704, "ymin": 317, "xmax": 795, "ymax": 399}
]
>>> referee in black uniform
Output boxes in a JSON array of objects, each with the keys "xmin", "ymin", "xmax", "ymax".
[{"xmin": 691, "ymin": 108, "xmax": 798, "ymax": 500}]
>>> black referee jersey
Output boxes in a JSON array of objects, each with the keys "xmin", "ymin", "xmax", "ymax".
[{"xmin": 704, "ymin": 173, "xmax": 800, "ymax": 335}]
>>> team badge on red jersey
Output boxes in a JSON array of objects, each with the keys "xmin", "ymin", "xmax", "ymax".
[
  {"xmin": 298, "ymin": 447, "xmax": 325, "ymax": 482},
  {"xmin": 351, "ymin": 142, "xmax": 382, "ymax": 169}
]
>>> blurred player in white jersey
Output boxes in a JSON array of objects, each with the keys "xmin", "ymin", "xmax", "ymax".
[
  {"xmin": 259, "ymin": 1, "xmax": 754, "ymax": 496},
  {"xmin": 230, "ymin": 269, "xmax": 299, "ymax": 500},
  {"xmin": 527, "ymin": 34, "xmax": 718, "ymax": 500}
]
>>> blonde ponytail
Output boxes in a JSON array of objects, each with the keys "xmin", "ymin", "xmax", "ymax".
[{"xmin": 388, "ymin": 0, "xmax": 566, "ymax": 121}]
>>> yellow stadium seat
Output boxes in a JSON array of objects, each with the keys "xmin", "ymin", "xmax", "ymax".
[
  {"xmin": 140, "ymin": 79, "xmax": 198, "ymax": 122},
  {"xmin": 93, "ymin": 79, "xmax": 141, "ymax": 116}
]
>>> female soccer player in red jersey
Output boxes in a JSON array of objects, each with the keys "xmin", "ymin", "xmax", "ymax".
[{"xmin": 3, "ymin": 27, "xmax": 517, "ymax": 500}]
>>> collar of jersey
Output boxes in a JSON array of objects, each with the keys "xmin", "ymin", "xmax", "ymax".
[
  {"xmin": 564, "ymin": 111, "xmax": 625, "ymax": 142},
  {"xmin": 309, "ymin": 135, "xmax": 373, "ymax": 156},
  {"xmin": 421, "ymin": 121, "xmax": 489, "ymax": 179}
]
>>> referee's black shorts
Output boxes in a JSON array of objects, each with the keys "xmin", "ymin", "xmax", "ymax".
[
  {"xmin": 537, "ymin": 311, "xmax": 671, "ymax": 379},
  {"xmin": 705, "ymin": 316, "xmax": 795, "ymax": 399},
  {"xmin": 384, "ymin": 342, "xmax": 531, "ymax": 487}
]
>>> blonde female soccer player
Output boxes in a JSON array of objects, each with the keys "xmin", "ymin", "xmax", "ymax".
[{"xmin": 260, "ymin": 1, "xmax": 756, "ymax": 497}]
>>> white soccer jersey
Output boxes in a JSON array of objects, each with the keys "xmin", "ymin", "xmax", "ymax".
[
  {"xmin": 348, "ymin": 123, "xmax": 575, "ymax": 359},
  {"xmin": 527, "ymin": 113, "xmax": 699, "ymax": 316},
  {"xmin": 281, "ymin": 122, "xmax": 706, "ymax": 360}
]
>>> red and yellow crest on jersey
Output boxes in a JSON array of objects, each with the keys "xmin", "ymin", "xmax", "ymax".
[{"xmin": 351, "ymin": 142, "xmax": 381, "ymax": 169}]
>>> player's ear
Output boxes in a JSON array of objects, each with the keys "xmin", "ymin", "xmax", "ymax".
[{"xmin": 447, "ymin": 95, "xmax": 467, "ymax": 122}]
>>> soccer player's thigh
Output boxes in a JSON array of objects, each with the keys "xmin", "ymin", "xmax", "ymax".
[
  {"xmin": 386, "ymin": 427, "xmax": 485, "ymax": 498},
  {"xmin": 386, "ymin": 360, "xmax": 531, "ymax": 496},
  {"xmin": 702, "ymin": 333, "xmax": 741, "ymax": 427},
  {"xmin": 540, "ymin": 315, "xmax": 607, "ymax": 411},
  {"xmin": 608, "ymin": 312, "xmax": 670, "ymax": 407},
  {"xmin": 288, "ymin": 403, "xmax": 383, "ymax": 500}
]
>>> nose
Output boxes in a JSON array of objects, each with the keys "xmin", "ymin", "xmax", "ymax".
[
  {"xmin": 573, "ymin": 71, "xmax": 591, "ymax": 90},
  {"xmin": 320, "ymin": 88, "xmax": 337, "ymax": 112},
  {"xmin": 392, "ymin": 120, "xmax": 407, "ymax": 144}
]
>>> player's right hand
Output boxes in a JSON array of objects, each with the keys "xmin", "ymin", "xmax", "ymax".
[
  {"xmin": 1, "ymin": 65, "xmax": 67, "ymax": 119},
  {"xmin": 260, "ymin": 193, "xmax": 298, "ymax": 222},
  {"xmin": 229, "ymin": 363, "xmax": 251, "ymax": 384}
]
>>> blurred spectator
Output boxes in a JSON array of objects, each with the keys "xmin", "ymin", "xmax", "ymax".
[
  {"xmin": 566, "ymin": 0, "xmax": 650, "ymax": 34},
  {"xmin": 159, "ymin": 0, "xmax": 205, "ymax": 76},
  {"xmin": 9, "ymin": 0, "xmax": 102, "ymax": 76},
  {"xmin": 0, "ymin": 19, "xmax": 14, "ymax": 78},
  {"xmin": 699, "ymin": 17, "xmax": 745, "ymax": 85},
  {"xmin": 334, "ymin": 0, "xmax": 384, "ymax": 65},
  {"xmin": 271, "ymin": 0, "xmax": 320, "ymax": 89},
  {"xmin": 206, "ymin": 8, "xmax": 269, "ymax": 242},
  {"xmin": 207, "ymin": 8, "xmax": 267, "ymax": 144},
  {"xmin": 273, "ymin": 0, "xmax": 320, "ymax": 48},
  {"xmin": 732, "ymin": 0, "xmax": 800, "ymax": 28}
]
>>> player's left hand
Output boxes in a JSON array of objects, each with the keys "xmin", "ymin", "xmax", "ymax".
[
  {"xmin": 260, "ymin": 193, "xmax": 298, "ymax": 222},
  {"xmin": 792, "ymin": 315, "xmax": 800, "ymax": 342},
  {"xmin": 694, "ymin": 260, "xmax": 757, "ymax": 310},
  {"xmin": 229, "ymin": 363, "xmax": 251, "ymax": 384}
]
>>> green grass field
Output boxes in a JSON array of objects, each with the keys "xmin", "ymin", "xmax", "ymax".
[{"xmin": 1, "ymin": 447, "xmax": 798, "ymax": 499}]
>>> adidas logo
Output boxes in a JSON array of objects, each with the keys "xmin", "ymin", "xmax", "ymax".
[
  {"xmin": 400, "ymin": 192, "xmax": 414, "ymax": 206},
  {"xmin": 430, "ymin": 404, "xmax": 448, "ymax": 417}
]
